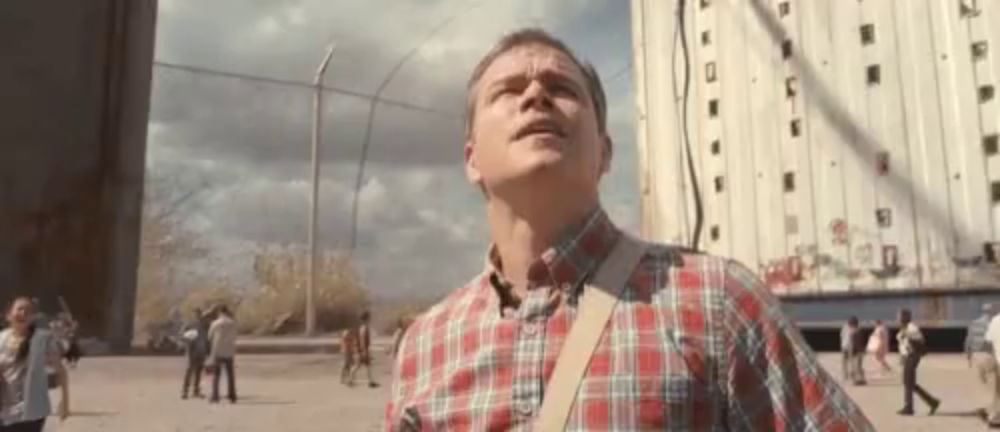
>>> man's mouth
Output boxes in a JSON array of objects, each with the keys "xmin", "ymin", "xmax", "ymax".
[{"xmin": 515, "ymin": 119, "xmax": 566, "ymax": 140}]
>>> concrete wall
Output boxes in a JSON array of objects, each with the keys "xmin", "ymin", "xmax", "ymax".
[
  {"xmin": 0, "ymin": 0, "xmax": 157, "ymax": 352},
  {"xmin": 633, "ymin": 0, "xmax": 1000, "ymax": 295}
]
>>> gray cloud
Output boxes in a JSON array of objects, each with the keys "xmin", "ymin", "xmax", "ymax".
[
  {"xmin": 151, "ymin": 0, "xmax": 632, "ymax": 168},
  {"xmin": 147, "ymin": 0, "xmax": 640, "ymax": 299}
]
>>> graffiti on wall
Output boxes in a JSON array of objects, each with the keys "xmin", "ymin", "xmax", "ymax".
[
  {"xmin": 761, "ymin": 255, "xmax": 805, "ymax": 289},
  {"xmin": 829, "ymin": 219, "xmax": 848, "ymax": 245},
  {"xmin": 757, "ymin": 219, "xmax": 1000, "ymax": 290}
]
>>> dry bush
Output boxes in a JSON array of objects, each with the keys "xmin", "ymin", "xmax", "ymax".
[
  {"xmin": 134, "ymin": 180, "xmax": 367, "ymax": 337},
  {"xmin": 133, "ymin": 175, "xmax": 210, "ymax": 340},
  {"xmin": 134, "ymin": 213, "xmax": 206, "ymax": 340},
  {"xmin": 234, "ymin": 246, "xmax": 368, "ymax": 335},
  {"xmin": 377, "ymin": 301, "xmax": 435, "ymax": 336}
]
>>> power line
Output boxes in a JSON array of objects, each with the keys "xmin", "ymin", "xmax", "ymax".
[
  {"xmin": 349, "ymin": 0, "xmax": 485, "ymax": 253},
  {"xmin": 152, "ymin": 60, "xmax": 461, "ymax": 119}
]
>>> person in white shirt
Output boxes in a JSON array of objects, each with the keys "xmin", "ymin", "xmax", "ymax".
[
  {"xmin": 895, "ymin": 308, "xmax": 939, "ymax": 416},
  {"xmin": 981, "ymin": 306, "xmax": 1000, "ymax": 425},
  {"xmin": 207, "ymin": 305, "xmax": 238, "ymax": 404},
  {"xmin": 866, "ymin": 319, "xmax": 892, "ymax": 374}
]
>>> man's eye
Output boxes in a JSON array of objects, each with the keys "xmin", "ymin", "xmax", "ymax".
[
  {"xmin": 491, "ymin": 87, "xmax": 519, "ymax": 101},
  {"xmin": 551, "ymin": 84, "xmax": 577, "ymax": 97}
]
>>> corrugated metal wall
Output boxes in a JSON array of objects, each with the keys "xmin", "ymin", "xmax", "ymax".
[{"xmin": 633, "ymin": 0, "xmax": 1000, "ymax": 294}]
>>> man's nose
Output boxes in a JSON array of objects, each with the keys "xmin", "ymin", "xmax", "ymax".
[{"xmin": 519, "ymin": 80, "xmax": 553, "ymax": 112}]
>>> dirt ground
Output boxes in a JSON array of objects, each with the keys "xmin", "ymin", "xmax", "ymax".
[
  {"xmin": 36, "ymin": 352, "xmax": 999, "ymax": 431},
  {"xmin": 44, "ymin": 354, "xmax": 391, "ymax": 432}
]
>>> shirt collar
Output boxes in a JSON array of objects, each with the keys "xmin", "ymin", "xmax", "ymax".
[{"xmin": 484, "ymin": 205, "xmax": 621, "ymax": 305}]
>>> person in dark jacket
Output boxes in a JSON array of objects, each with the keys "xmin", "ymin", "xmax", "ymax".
[{"xmin": 181, "ymin": 308, "xmax": 211, "ymax": 399}]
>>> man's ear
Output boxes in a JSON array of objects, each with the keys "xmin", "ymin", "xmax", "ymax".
[
  {"xmin": 464, "ymin": 140, "xmax": 482, "ymax": 185},
  {"xmin": 600, "ymin": 135, "xmax": 613, "ymax": 174}
]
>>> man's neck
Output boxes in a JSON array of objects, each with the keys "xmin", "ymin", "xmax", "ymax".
[{"xmin": 486, "ymin": 188, "xmax": 598, "ymax": 296}]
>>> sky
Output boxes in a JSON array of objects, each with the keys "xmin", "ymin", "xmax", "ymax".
[{"xmin": 147, "ymin": 0, "xmax": 640, "ymax": 300}]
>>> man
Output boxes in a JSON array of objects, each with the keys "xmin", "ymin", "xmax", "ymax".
[
  {"xmin": 181, "ymin": 307, "xmax": 210, "ymax": 399},
  {"xmin": 385, "ymin": 28, "xmax": 873, "ymax": 430},
  {"xmin": 207, "ymin": 305, "xmax": 238, "ymax": 404},
  {"xmin": 340, "ymin": 322, "xmax": 359, "ymax": 385},
  {"xmin": 982, "ymin": 305, "xmax": 1000, "ymax": 425},
  {"xmin": 347, "ymin": 310, "xmax": 379, "ymax": 388},
  {"xmin": 968, "ymin": 304, "xmax": 995, "ymax": 376},
  {"xmin": 841, "ymin": 316, "xmax": 866, "ymax": 385},
  {"xmin": 896, "ymin": 308, "xmax": 940, "ymax": 416}
]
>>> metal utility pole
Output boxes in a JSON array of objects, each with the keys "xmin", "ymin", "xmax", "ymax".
[{"xmin": 306, "ymin": 43, "xmax": 336, "ymax": 337}]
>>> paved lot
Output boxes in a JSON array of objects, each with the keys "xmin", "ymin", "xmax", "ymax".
[{"xmin": 37, "ymin": 352, "xmax": 999, "ymax": 431}]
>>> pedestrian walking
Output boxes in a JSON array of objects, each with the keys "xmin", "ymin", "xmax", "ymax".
[
  {"xmin": 347, "ymin": 311, "xmax": 378, "ymax": 388},
  {"xmin": 340, "ymin": 324, "xmax": 359, "ymax": 385},
  {"xmin": 867, "ymin": 319, "xmax": 892, "ymax": 374},
  {"xmin": 896, "ymin": 308, "xmax": 940, "ymax": 416},
  {"xmin": 981, "ymin": 305, "xmax": 1000, "ymax": 425}
]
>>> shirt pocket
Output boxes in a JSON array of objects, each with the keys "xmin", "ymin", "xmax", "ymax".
[
  {"xmin": 572, "ymin": 372, "xmax": 712, "ymax": 431},
  {"xmin": 572, "ymin": 373, "xmax": 666, "ymax": 430}
]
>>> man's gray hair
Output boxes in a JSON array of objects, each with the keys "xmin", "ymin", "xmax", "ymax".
[{"xmin": 464, "ymin": 28, "xmax": 608, "ymax": 137}]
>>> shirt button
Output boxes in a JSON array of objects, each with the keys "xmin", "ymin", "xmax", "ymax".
[
  {"xmin": 517, "ymin": 400, "xmax": 534, "ymax": 417},
  {"xmin": 523, "ymin": 322, "xmax": 539, "ymax": 336}
]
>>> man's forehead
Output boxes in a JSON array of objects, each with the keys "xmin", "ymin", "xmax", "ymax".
[{"xmin": 479, "ymin": 43, "xmax": 585, "ymax": 82}]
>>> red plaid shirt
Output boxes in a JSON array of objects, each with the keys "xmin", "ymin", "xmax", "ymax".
[{"xmin": 386, "ymin": 207, "xmax": 873, "ymax": 431}]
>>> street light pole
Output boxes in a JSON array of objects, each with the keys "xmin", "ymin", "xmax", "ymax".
[{"xmin": 307, "ymin": 42, "xmax": 336, "ymax": 337}]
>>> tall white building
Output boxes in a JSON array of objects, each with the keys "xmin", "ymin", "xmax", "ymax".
[{"xmin": 632, "ymin": 0, "xmax": 1000, "ymax": 305}]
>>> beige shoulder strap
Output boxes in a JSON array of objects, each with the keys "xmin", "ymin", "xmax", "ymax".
[{"xmin": 535, "ymin": 234, "xmax": 647, "ymax": 431}]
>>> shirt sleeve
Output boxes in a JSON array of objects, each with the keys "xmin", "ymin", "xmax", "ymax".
[
  {"xmin": 722, "ymin": 260, "xmax": 875, "ymax": 432},
  {"xmin": 45, "ymin": 331, "xmax": 62, "ymax": 366}
]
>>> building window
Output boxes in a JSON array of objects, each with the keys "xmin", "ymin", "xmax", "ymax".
[
  {"xmin": 790, "ymin": 119, "xmax": 802, "ymax": 137},
  {"xmin": 710, "ymin": 139, "xmax": 721, "ymax": 155},
  {"xmin": 876, "ymin": 208, "xmax": 893, "ymax": 228},
  {"xmin": 785, "ymin": 77, "xmax": 798, "ymax": 98},
  {"xmin": 709, "ymin": 99, "xmax": 719, "ymax": 117},
  {"xmin": 860, "ymin": 24, "xmax": 876, "ymax": 45},
  {"xmin": 973, "ymin": 41, "xmax": 989, "ymax": 61},
  {"xmin": 701, "ymin": 30, "xmax": 711, "ymax": 46},
  {"xmin": 882, "ymin": 245, "xmax": 899, "ymax": 268},
  {"xmin": 779, "ymin": 2, "xmax": 790, "ymax": 17},
  {"xmin": 706, "ymin": 62, "xmax": 717, "ymax": 82},
  {"xmin": 984, "ymin": 134, "xmax": 999, "ymax": 155},
  {"xmin": 961, "ymin": 0, "xmax": 982, "ymax": 18},
  {"xmin": 980, "ymin": 85, "xmax": 995, "ymax": 102},
  {"xmin": 876, "ymin": 151, "xmax": 890, "ymax": 175},
  {"xmin": 992, "ymin": 181, "xmax": 1000, "ymax": 203},
  {"xmin": 783, "ymin": 172, "xmax": 796, "ymax": 192},
  {"xmin": 782, "ymin": 39, "xmax": 793, "ymax": 59},
  {"xmin": 700, "ymin": 0, "xmax": 711, "ymax": 9},
  {"xmin": 710, "ymin": 225, "xmax": 720, "ymax": 241},
  {"xmin": 714, "ymin": 176, "xmax": 725, "ymax": 193},
  {"xmin": 985, "ymin": 241, "xmax": 1000, "ymax": 263},
  {"xmin": 867, "ymin": 64, "xmax": 881, "ymax": 85}
]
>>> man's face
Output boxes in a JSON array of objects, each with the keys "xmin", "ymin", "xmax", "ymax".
[{"xmin": 464, "ymin": 43, "xmax": 610, "ymax": 193}]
